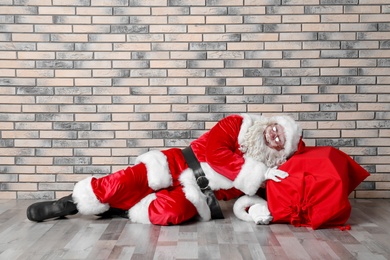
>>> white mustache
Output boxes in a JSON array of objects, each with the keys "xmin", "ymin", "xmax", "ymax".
[{"xmin": 265, "ymin": 131, "xmax": 279, "ymax": 144}]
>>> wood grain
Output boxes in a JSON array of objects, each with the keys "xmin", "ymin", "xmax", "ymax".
[{"xmin": 0, "ymin": 199, "xmax": 389, "ymax": 260}]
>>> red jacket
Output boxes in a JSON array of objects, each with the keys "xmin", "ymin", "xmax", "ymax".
[{"xmin": 73, "ymin": 114, "xmax": 272, "ymax": 225}]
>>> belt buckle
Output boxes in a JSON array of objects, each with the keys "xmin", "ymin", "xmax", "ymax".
[{"xmin": 196, "ymin": 176, "xmax": 209, "ymax": 190}]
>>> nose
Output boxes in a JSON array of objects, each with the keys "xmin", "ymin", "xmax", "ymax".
[{"xmin": 269, "ymin": 130, "xmax": 277, "ymax": 139}]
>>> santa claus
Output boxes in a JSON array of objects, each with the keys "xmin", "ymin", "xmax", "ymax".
[{"xmin": 27, "ymin": 114, "xmax": 302, "ymax": 225}]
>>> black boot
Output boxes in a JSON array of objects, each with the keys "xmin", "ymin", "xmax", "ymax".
[{"xmin": 26, "ymin": 194, "xmax": 78, "ymax": 222}]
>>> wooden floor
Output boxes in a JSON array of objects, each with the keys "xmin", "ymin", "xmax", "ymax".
[{"xmin": 0, "ymin": 199, "xmax": 389, "ymax": 260}]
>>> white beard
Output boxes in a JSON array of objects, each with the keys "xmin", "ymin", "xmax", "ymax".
[{"xmin": 240, "ymin": 119, "xmax": 287, "ymax": 168}]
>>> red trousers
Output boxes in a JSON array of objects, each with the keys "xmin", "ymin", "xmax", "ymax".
[{"xmin": 89, "ymin": 150, "xmax": 199, "ymax": 225}]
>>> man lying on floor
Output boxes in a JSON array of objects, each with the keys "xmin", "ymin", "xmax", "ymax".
[{"xmin": 27, "ymin": 113, "xmax": 301, "ymax": 225}]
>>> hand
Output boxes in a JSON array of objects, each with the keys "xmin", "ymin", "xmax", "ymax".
[
  {"xmin": 265, "ymin": 167, "xmax": 288, "ymax": 182},
  {"xmin": 248, "ymin": 203, "xmax": 273, "ymax": 225}
]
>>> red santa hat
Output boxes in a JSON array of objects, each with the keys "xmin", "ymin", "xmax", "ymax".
[{"xmin": 269, "ymin": 115, "xmax": 302, "ymax": 158}]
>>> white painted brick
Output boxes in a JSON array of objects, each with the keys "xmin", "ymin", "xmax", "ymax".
[{"xmin": 0, "ymin": 1, "xmax": 387, "ymax": 199}]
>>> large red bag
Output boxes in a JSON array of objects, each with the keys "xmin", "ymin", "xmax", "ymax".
[{"xmin": 266, "ymin": 142, "xmax": 370, "ymax": 229}]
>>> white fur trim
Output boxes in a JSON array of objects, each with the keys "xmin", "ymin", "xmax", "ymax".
[
  {"xmin": 179, "ymin": 168, "xmax": 211, "ymax": 221},
  {"xmin": 128, "ymin": 193, "xmax": 156, "ymax": 224},
  {"xmin": 233, "ymin": 156, "xmax": 268, "ymax": 196},
  {"xmin": 270, "ymin": 115, "xmax": 301, "ymax": 158},
  {"xmin": 135, "ymin": 150, "xmax": 172, "ymax": 190},
  {"xmin": 72, "ymin": 177, "xmax": 110, "ymax": 215},
  {"xmin": 233, "ymin": 195, "xmax": 268, "ymax": 222},
  {"xmin": 200, "ymin": 162, "xmax": 233, "ymax": 190}
]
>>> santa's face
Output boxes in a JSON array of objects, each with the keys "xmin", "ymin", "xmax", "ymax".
[{"xmin": 263, "ymin": 124, "xmax": 286, "ymax": 151}]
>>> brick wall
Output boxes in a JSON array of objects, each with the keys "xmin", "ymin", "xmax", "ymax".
[{"xmin": 0, "ymin": 0, "xmax": 389, "ymax": 199}]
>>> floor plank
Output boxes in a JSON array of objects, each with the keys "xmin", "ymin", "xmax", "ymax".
[{"xmin": 0, "ymin": 199, "xmax": 389, "ymax": 260}]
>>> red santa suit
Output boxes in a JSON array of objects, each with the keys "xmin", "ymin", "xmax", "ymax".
[{"xmin": 72, "ymin": 114, "xmax": 301, "ymax": 225}]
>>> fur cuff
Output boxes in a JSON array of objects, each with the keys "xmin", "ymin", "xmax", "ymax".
[
  {"xmin": 179, "ymin": 168, "xmax": 211, "ymax": 221},
  {"xmin": 136, "ymin": 150, "xmax": 172, "ymax": 191},
  {"xmin": 233, "ymin": 195, "xmax": 266, "ymax": 222},
  {"xmin": 73, "ymin": 177, "xmax": 110, "ymax": 215},
  {"xmin": 128, "ymin": 193, "xmax": 157, "ymax": 224},
  {"xmin": 233, "ymin": 156, "xmax": 267, "ymax": 196},
  {"xmin": 200, "ymin": 162, "xmax": 233, "ymax": 190}
]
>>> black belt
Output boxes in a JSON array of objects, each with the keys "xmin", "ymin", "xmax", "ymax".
[{"xmin": 181, "ymin": 146, "xmax": 224, "ymax": 219}]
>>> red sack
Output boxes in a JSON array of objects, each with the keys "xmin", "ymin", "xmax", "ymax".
[{"xmin": 266, "ymin": 142, "xmax": 370, "ymax": 229}]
